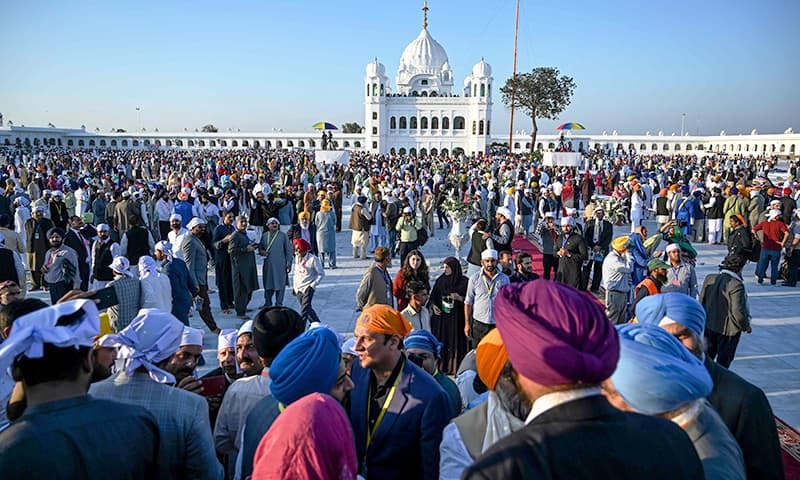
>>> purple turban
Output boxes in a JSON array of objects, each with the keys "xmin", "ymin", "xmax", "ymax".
[{"xmin": 495, "ymin": 281, "xmax": 620, "ymax": 386}]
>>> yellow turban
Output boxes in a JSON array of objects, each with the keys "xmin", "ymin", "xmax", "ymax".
[
  {"xmin": 476, "ymin": 329, "xmax": 508, "ymax": 391},
  {"xmin": 612, "ymin": 236, "xmax": 630, "ymax": 252},
  {"xmin": 298, "ymin": 211, "xmax": 311, "ymax": 221}
]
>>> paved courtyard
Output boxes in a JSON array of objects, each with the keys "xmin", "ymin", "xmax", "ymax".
[{"xmin": 28, "ymin": 206, "xmax": 800, "ymax": 428}]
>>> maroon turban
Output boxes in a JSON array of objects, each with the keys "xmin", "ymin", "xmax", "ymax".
[{"xmin": 495, "ymin": 281, "xmax": 619, "ymax": 386}]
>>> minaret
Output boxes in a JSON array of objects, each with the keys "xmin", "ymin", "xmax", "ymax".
[{"xmin": 422, "ymin": 0, "xmax": 429, "ymax": 29}]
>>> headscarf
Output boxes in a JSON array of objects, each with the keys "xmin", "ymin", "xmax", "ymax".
[
  {"xmin": 357, "ymin": 304, "xmax": 412, "ymax": 338},
  {"xmin": 435, "ymin": 257, "xmax": 467, "ymax": 297},
  {"xmin": 138, "ymin": 256, "xmax": 159, "ymax": 279},
  {"xmin": 495, "ymin": 281, "xmax": 619, "ymax": 386},
  {"xmin": 154, "ymin": 240, "xmax": 173, "ymax": 260},
  {"xmin": 110, "ymin": 256, "xmax": 133, "ymax": 277},
  {"xmin": 634, "ymin": 292, "xmax": 705, "ymax": 341},
  {"xmin": 611, "ymin": 323, "xmax": 713, "ymax": 415},
  {"xmin": 252, "ymin": 393, "xmax": 357, "ymax": 480},
  {"xmin": 476, "ymin": 329, "xmax": 508, "ymax": 391},
  {"xmin": 269, "ymin": 327, "xmax": 341, "ymax": 405},
  {"xmin": 0, "ymin": 300, "xmax": 99, "ymax": 374},
  {"xmin": 404, "ymin": 329, "xmax": 442, "ymax": 358},
  {"xmin": 101, "ymin": 309, "xmax": 184, "ymax": 384}
]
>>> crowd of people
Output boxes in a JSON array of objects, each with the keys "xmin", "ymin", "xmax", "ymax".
[{"xmin": 0, "ymin": 144, "xmax": 797, "ymax": 479}]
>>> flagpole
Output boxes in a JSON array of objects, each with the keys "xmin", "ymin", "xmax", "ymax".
[{"xmin": 508, "ymin": 0, "xmax": 520, "ymax": 154}]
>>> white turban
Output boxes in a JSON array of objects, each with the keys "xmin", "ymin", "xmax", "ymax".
[
  {"xmin": 0, "ymin": 300, "xmax": 100, "ymax": 374},
  {"xmin": 481, "ymin": 249, "xmax": 498, "ymax": 260},
  {"xmin": 103, "ymin": 309, "xmax": 184, "ymax": 384},
  {"xmin": 154, "ymin": 240, "xmax": 173, "ymax": 259},
  {"xmin": 561, "ymin": 216, "xmax": 576, "ymax": 226},
  {"xmin": 186, "ymin": 217, "xmax": 206, "ymax": 230},
  {"xmin": 97, "ymin": 223, "xmax": 110, "ymax": 232},
  {"xmin": 180, "ymin": 327, "xmax": 204, "ymax": 347},
  {"xmin": 169, "ymin": 213, "xmax": 182, "ymax": 222},
  {"xmin": 110, "ymin": 256, "xmax": 132, "ymax": 277},
  {"xmin": 496, "ymin": 207, "xmax": 512, "ymax": 219},
  {"xmin": 138, "ymin": 256, "xmax": 159, "ymax": 279},
  {"xmin": 218, "ymin": 328, "xmax": 238, "ymax": 350}
]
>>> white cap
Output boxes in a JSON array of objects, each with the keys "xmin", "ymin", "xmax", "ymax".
[
  {"xmin": 481, "ymin": 248, "xmax": 498, "ymax": 260},
  {"xmin": 666, "ymin": 243, "xmax": 681, "ymax": 253},
  {"xmin": 496, "ymin": 207, "xmax": 512, "ymax": 219},
  {"xmin": 169, "ymin": 213, "xmax": 182, "ymax": 222},
  {"xmin": 237, "ymin": 320, "xmax": 253, "ymax": 338},
  {"xmin": 544, "ymin": 212, "xmax": 555, "ymax": 219},
  {"xmin": 767, "ymin": 209, "xmax": 782, "ymax": 220},
  {"xmin": 109, "ymin": 256, "xmax": 132, "ymax": 276},
  {"xmin": 218, "ymin": 328, "xmax": 238, "ymax": 350},
  {"xmin": 97, "ymin": 223, "xmax": 110, "ymax": 232},
  {"xmin": 402, "ymin": 206, "xmax": 413, "ymax": 214},
  {"xmin": 561, "ymin": 216, "xmax": 576, "ymax": 226},
  {"xmin": 180, "ymin": 327, "xmax": 204, "ymax": 347}
]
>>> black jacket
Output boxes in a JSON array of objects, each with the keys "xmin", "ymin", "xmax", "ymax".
[
  {"xmin": 464, "ymin": 395, "xmax": 703, "ymax": 480},
  {"xmin": 727, "ymin": 226, "xmax": 752, "ymax": 257},
  {"xmin": 705, "ymin": 357, "xmax": 784, "ymax": 480}
]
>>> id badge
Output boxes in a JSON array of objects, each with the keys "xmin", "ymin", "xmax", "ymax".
[{"xmin": 35, "ymin": 232, "xmax": 40, "ymax": 240}]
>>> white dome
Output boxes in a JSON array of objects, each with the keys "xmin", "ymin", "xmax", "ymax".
[
  {"xmin": 472, "ymin": 58, "xmax": 492, "ymax": 77},
  {"xmin": 399, "ymin": 28, "xmax": 449, "ymax": 74},
  {"xmin": 365, "ymin": 58, "xmax": 385, "ymax": 77}
]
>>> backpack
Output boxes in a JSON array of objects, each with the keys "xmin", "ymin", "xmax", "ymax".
[{"xmin": 416, "ymin": 226, "xmax": 428, "ymax": 246}]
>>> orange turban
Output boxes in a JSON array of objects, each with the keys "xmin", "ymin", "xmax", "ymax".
[
  {"xmin": 357, "ymin": 305, "xmax": 412, "ymax": 338},
  {"xmin": 476, "ymin": 329, "xmax": 508, "ymax": 391}
]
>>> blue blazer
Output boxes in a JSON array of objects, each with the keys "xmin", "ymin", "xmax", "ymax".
[{"xmin": 349, "ymin": 355, "xmax": 451, "ymax": 480}]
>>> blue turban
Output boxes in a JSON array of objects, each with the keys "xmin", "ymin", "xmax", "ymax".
[
  {"xmin": 611, "ymin": 324, "xmax": 712, "ymax": 415},
  {"xmin": 269, "ymin": 327, "xmax": 341, "ymax": 406},
  {"xmin": 730, "ymin": 187, "xmax": 739, "ymax": 195},
  {"xmin": 404, "ymin": 329, "xmax": 442, "ymax": 358},
  {"xmin": 46, "ymin": 227, "xmax": 67, "ymax": 238},
  {"xmin": 635, "ymin": 293, "xmax": 706, "ymax": 338},
  {"xmin": 681, "ymin": 185, "xmax": 690, "ymax": 195}
]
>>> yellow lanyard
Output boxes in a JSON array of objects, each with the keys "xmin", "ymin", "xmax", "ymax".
[
  {"xmin": 366, "ymin": 362, "xmax": 404, "ymax": 449},
  {"xmin": 278, "ymin": 402, "xmax": 285, "ymax": 413},
  {"xmin": 264, "ymin": 231, "xmax": 278, "ymax": 251},
  {"xmin": 482, "ymin": 273, "xmax": 497, "ymax": 296}
]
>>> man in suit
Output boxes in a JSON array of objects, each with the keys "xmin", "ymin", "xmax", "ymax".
[
  {"xmin": 464, "ymin": 281, "xmax": 703, "ymax": 480},
  {"xmin": 554, "ymin": 216, "xmax": 587, "ymax": 289},
  {"xmin": 356, "ymin": 246, "xmax": 393, "ymax": 311},
  {"xmin": 635, "ymin": 293, "xmax": 784, "ymax": 480},
  {"xmin": 350, "ymin": 304, "xmax": 451, "ymax": 480},
  {"xmin": 700, "ymin": 254, "xmax": 751, "ymax": 368},
  {"xmin": 90, "ymin": 309, "xmax": 222, "ymax": 480},
  {"xmin": 183, "ymin": 217, "xmax": 220, "ymax": 334},
  {"xmin": 287, "ymin": 211, "xmax": 317, "ymax": 255},
  {"xmin": 64, "ymin": 216, "xmax": 91, "ymax": 291},
  {"xmin": 582, "ymin": 207, "xmax": 613, "ymax": 292}
]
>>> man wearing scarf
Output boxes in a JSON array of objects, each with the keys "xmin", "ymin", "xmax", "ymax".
[
  {"xmin": 154, "ymin": 240, "xmax": 196, "ymax": 325},
  {"xmin": 90, "ymin": 309, "xmax": 223, "ymax": 480},
  {"xmin": 0, "ymin": 300, "xmax": 160, "ymax": 478},
  {"xmin": 464, "ymin": 281, "xmax": 703, "ymax": 479},
  {"xmin": 440, "ymin": 329, "xmax": 527, "ymax": 479},
  {"xmin": 349, "ymin": 304, "xmax": 451, "ymax": 480},
  {"xmin": 635, "ymin": 293, "xmax": 784, "ymax": 480},
  {"xmin": 236, "ymin": 325, "xmax": 353, "ymax": 480},
  {"xmin": 603, "ymin": 323, "xmax": 745, "ymax": 480}
]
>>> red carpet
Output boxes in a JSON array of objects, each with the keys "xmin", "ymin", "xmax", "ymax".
[
  {"xmin": 777, "ymin": 417, "xmax": 800, "ymax": 479},
  {"xmin": 511, "ymin": 234, "xmax": 545, "ymax": 277}
]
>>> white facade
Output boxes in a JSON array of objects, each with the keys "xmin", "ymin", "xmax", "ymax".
[{"xmin": 362, "ymin": 19, "xmax": 493, "ymax": 156}]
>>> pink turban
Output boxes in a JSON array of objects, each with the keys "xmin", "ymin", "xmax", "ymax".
[{"xmin": 495, "ymin": 281, "xmax": 619, "ymax": 386}]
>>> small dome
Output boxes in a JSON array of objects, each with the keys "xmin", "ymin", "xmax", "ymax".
[
  {"xmin": 399, "ymin": 28, "xmax": 449, "ymax": 74},
  {"xmin": 366, "ymin": 58, "xmax": 385, "ymax": 77},
  {"xmin": 472, "ymin": 58, "xmax": 492, "ymax": 77}
]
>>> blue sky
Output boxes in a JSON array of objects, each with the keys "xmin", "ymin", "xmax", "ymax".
[{"xmin": 1, "ymin": 0, "xmax": 797, "ymax": 136}]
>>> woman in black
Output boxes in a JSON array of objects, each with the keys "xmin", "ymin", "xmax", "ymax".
[{"xmin": 430, "ymin": 256, "xmax": 469, "ymax": 375}]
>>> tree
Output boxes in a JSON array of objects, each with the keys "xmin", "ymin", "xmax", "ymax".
[
  {"xmin": 201, "ymin": 124, "xmax": 218, "ymax": 133},
  {"xmin": 500, "ymin": 67, "xmax": 576, "ymax": 155},
  {"xmin": 341, "ymin": 122, "xmax": 362, "ymax": 133}
]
